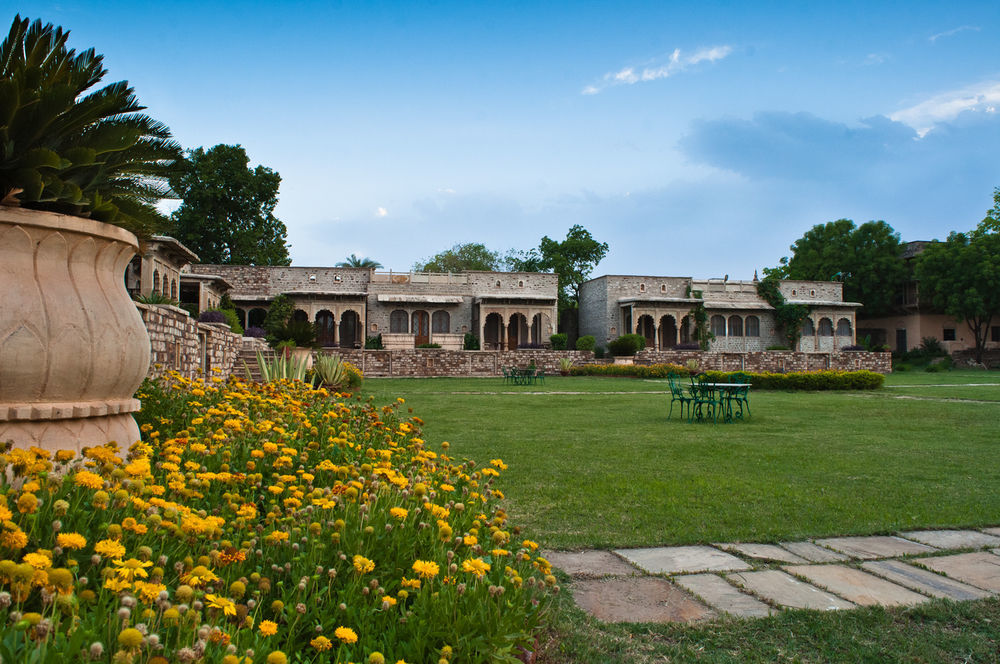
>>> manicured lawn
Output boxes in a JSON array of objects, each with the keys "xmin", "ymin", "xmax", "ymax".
[
  {"xmin": 884, "ymin": 369, "xmax": 1000, "ymax": 402},
  {"xmin": 365, "ymin": 374, "xmax": 1000, "ymax": 550}
]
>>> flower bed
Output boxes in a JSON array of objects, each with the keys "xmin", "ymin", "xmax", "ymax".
[
  {"xmin": 0, "ymin": 372, "xmax": 553, "ymax": 663},
  {"xmin": 570, "ymin": 364, "xmax": 885, "ymax": 390}
]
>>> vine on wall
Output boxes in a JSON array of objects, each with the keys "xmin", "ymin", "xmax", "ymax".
[{"xmin": 756, "ymin": 277, "xmax": 810, "ymax": 349}]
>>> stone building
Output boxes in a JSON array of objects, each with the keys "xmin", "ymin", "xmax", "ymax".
[
  {"xmin": 579, "ymin": 275, "xmax": 860, "ymax": 352},
  {"xmin": 187, "ymin": 265, "xmax": 559, "ymax": 350},
  {"xmin": 125, "ymin": 235, "xmax": 198, "ymax": 300}
]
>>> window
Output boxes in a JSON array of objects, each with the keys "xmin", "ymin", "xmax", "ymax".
[
  {"xmin": 943, "ymin": 328, "xmax": 956, "ymax": 341},
  {"xmin": 818, "ymin": 318, "xmax": 833, "ymax": 336},
  {"xmin": 432, "ymin": 310, "xmax": 450, "ymax": 333},
  {"xmin": 992, "ymin": 326, "xmax": 1000, "ymax": 343},
  {"xmin": 639, "ymin": 283, "xmax": 646, "ymax": 293},
  {"xmin": 745, "ymin": 316, "xmax": 760, "ymax": 337},
  {"xmin": 710, "ymin": 315, "xmax": 727, "ymax": 337},
  {"xmin": 495, "ymin": 280, "xmax": 501, "ymax": 288},
  {"xmin": 518, "ymin": 280, "xmax": 524, "ymax": 288},
  {"xmin": 801, "ymin": 318, "xmax": 815, "ymax": 336},
  {"xmin": 660, "ymin": 284, "xmax": 666, "ymax": 293},
  {"xmin": 728, "ymin": 315, "xmax": 743, "ymax": 337},
  {"xmin": 836, "ymin": 318, "xmax": 852, "ymax": 336},
  {"xmin": 390, "ymin": 310, "xmax": 408, "ymax": 333}
]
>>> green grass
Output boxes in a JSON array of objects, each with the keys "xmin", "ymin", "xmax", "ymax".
[
  {"xmin": 366, "ymin": 375, "xmax": 1000, "ymax": 549},
  {"xmin": 362, "ymin": 371, "xmax": 1000, "ymax": 662}
]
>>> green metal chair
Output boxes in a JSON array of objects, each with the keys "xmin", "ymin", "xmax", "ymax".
[
  {"xmin": 728, "ymin": 372, "xmax": 751, "ymax": 419},
  {"xmin": 691, "ymin": 375, "xmax": 719, "ymax": 423},
  {"xmin": 666, "ymin": 372, "xmax": 694, "ymax": 421},
  {"xmin": 501, "ymin": 366, "xmax": 512, "ymax": 384}
]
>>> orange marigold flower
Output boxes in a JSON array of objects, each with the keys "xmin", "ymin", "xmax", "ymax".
[
  {"xmin": 334, "ymin": 626, "xmax": 358, "ymax": 644},
  {"xmin": 73, "ymin": 471, "xmax": 104, "ymax": 489},
  {"xmin": 259, "ymin": 620, "xmax": 278, "ymax": 636},
  {"xmin": 461, "ymin": 557, "xmax": 490, "ymax": 578},
  {"xmin": 411, "ymin": 560, "xmax": 439, "ymax": 579},
  {"xmin": 310, "ymin": 635, "xmax": 333, "ymax": 651},
  {"xmin": 94, "ymin": 539, "xmax": 126, "ymax": 559}
]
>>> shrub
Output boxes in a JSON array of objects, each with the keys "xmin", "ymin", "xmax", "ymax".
[
  {"xmin": 766, "ymin": 345, "xmax": 790, "ymax": 351},
  {"xmin": 570, "ymin": 364, "xmax": 885, "ymax": 389},
  {"xmin": 200, "ymin": 307, "xmax": 245, "ymax": 335},
  {"xmin": 342, "ymin": 360, "xmax": 364, "ymax": 387},
  {"xmin": 608, "ymin": 333, "xmax": 645, "ymax": 356},
  {"xmin": 312, "ymin": 352, "xmax": 346, "ymax": 387},
  {"xmin": 672, "ymin": 343, "xmax": 701, "ymax": 351},
  {"xmin": 463, "ymin": 332, "xmax": 480, "ymax": 350},
  {"xmin": 920, "ymin": 336, "xmax": 946, "ymax": 355},
  {"xmin": 571, "ymin": 363, "xmax": 692, "ymax": 378},
  {"xmin": 283, "ymin": 319, "xmax": 317, "ymax": 347},
  {"xmin": 417, "ymin": 343, "xmax": 441, "ymax": 348},
  {"xmin": 841, "ymin": 345, "xmax": 865, "ymax": 351},
  {"xmin": 134, "ymin": 292, "xmax": 179, "ymax": 306},
  {"xmin": 550, "ymin": 333, "xmax": 568, "ymax": 350},
  {"xmin": 244, "ymin": 326, "xmax": 266, "ymax": 338},
  {"xmin": 574, "ymin": 335, "xmax": 596, "ymax": 351},
  {"xmin": 593, "ymin": 346, "xmax": 606, "ymax": 359},
  {"xmin": 365, "ymin": 334, "xmax": 384, "ymax": 349},
  {"xmin": 198, "ymin": 310, "xmax": 226, "ymax": 323},
  {"xmin": 518, "ymin": 342, "xmax": 545, "ymax": 349}
]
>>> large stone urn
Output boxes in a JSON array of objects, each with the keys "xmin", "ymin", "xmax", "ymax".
[{"xmin": 0, "ymin": 208, "xmax": 150, "ymax": 453}]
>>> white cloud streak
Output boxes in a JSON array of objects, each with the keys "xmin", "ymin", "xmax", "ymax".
[
  {"xmin": 891, "ymin": 80, "xmax": 1000, "ymax": 136},
  {"xmin": 929, "ymin": 25, "xmax": 980, "ymax": 42},
  {"xmin": 375, "ymin": 206, "xmax": 388, "ymax": 218},
  {"xmin": 582, "ymin": 45, "xmax": 732, "ymax": 95}
]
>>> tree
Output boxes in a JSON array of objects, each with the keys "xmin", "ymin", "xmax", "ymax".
[
  {"xmin": 337, "ymin": 254, "xmax": 382, "ymax": 268},
  {"xmin": 778, "ymin": 219, "xmax": 907, "ymax": 316},
  {"xmin": 170, "ymin": 144, "xmax": 290, "ymax": 265},
  {"xmin": 915, "ymin": 229, "xmax": 1000, "ymax": 364},
  {"xmin": 978, "ymin": 186, "xmax": 1000, "ymax": 236},
  {"xmin": 413, "ymin": 243, "xmax": 500, "ymax": 272},
  {"xmin": 538, "ymin": 225, "xmax": 609, "ymax": 310},
  {"xmin": 502, "ymin": 248, "xmax": 548, "ymax": 273}
]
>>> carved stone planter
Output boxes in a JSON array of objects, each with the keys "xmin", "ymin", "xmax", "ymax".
[{"xmin": 0, "ymin": 208, "xmax": 150, "ymax": 453}]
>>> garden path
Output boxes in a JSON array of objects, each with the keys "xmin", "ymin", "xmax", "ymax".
[{"xmin": 546, "ymin": 529, "xmax": 1000, "ymax": 623}]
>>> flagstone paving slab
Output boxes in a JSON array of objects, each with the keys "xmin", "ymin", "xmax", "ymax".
[
  {"xmin": 900, "ymin": 530, "xmax": 1000, "ymax": 550},
  {"xmin": 615, "ymin": 546, "xmax": 752, "ymax": 575},
  {"xmin": 673, "ymin": 573, "xmax": 774, "ymax": 618},
  {"xmin": 779, "ymin": 541, "xmax": 850, "ymax": 563},
  {"xmin": 543, "ymin": 550, "xmax": 640, "ymax": 578},
  {"xmin": 727, "ymin": 570, "xmax": 855, "ymax": 611},
  {"xmin": 813, "ymin": 535, "xmax": 936, "ymax": 560},
  {"xmin": 571, "ymin": 576, "xmax": 715, "ymax": 623},
  {"xmin": 783, "ymin": 564, "xmax": 928, "ymax": 607},
  {"xmin": 918, "ymin": 552, "xmax": 1000, "ymax": 592},
  {"xmin": 713, "ymin": 542, "xmax": 808, "ymax": 564},
  {"xmin": 861, "ymin": 560, "xmax": 992, "ymax": 601},
  {"xmin": 980, "ymin": 528, "xmax": 1000, "ymax": 537}
]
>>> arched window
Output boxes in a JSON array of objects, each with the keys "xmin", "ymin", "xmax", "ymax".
[
  {"xmin": 390, "ymin": 310, "xmax": 408, "ymax": 333},
  {"xmin": 836, "ymin": 318, "xmax": 852, "ymax": 336},
  {"xmin": 660, "ymin": 284, "xmax": 667, "ymax": 293},
  {"xmin": 710, "ymin": 315, "xmax": 727, "ymax": 337},
  {"xmin": 745, "ymin": 315, "xmax": 760, "ymax": 337},
  {"xmin": 152, "ymin": 270, "xmax": 161, "ymax": 295},
  {"xmin": 432, "ymin": 310, "xmax": 450, "ymax": 333},
  {"xmin": 801, "ymin": 318, "xmax": 815, "ymax": 336},
  {"xmin": 639, "ymin": 283, "xmax": 646, "ymax": 293},
  {"xmin": 818, "ymin": 318, "xmax": 834, "ymax": 336},
  {"xmin": 728, "ymin": 315, "xmax": 743, "ymax": 337},
  {"xmin": 170, "ymin": 279, "xmax": 177, "ymax": 299},
  {"xmin": 292, "ymin": 309, "xmax": 309, "ymax": 323}
]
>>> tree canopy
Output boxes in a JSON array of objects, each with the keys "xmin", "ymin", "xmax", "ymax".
[
  {"xmin": 538, "ymin": 225, "xmax": 609, "ymax": 310},
  {"xmin": 413, "ymin": 243, "xmax": 500, "ymax": 272},
  {"xmin": 774, "ymin": 219, "xmax": 907, "ymax": 316},
  {"xmin": 915, "ymin": 228, "xmax": 1000, "ymax": 363},
  {"xmin": 169, "ymin": 144, "xmax": 290, "ymax": 265},
  {"xmin": 337, "ymin": 254, "xmax": 382, "ymax": 269}
]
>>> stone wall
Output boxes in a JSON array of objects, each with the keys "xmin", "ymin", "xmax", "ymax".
[
  {"xmin": 321, "ymin": 349, "xmax": 595, "ymax": 377},
  {"xmin": 953, "ymin": 349, "xmax": 1000, "ymax": 369},
  {"xmin": 137, "ymin": 303, "xmax": 244, "ymax": 380},
  {"xmin": 635, "ymin": 349, "xmax": 892, "ymax": 374}
]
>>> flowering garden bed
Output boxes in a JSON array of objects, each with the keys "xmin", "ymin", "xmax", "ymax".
[{"xmin": 0, "ymin": 372, "xmax": 553, "ymax": 663}]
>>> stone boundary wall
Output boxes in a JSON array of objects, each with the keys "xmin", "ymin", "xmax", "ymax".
[
  {"xmin": 322, "ymin": 349, "xmax": 595, "ymax": 377},
  {"xmin": 953, "ymin": 349, "xmax": 1000, "ymax": 369},
  {"xmin": 137, "ymin": 303, "xmax": 243, "ymax": 380},
  {"xmin": 636, "ymin": 349, "xmax": 892, "ymax": 374}
]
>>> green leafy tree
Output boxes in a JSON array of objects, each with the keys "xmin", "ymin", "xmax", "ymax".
[
  {"xmin": 170, "ymin": 144, "xmax": 290, "ymax": 265},
  {"xmin": 0, "ymin": 15, "xmax": 182, "ymax": 237},
  {"xmin": 778, "ymin": 219, "xmax": 907, "ymax": 316},
  {"xmin": 503, "ymin": 248, "xmax": 548, "ymax": 272},
  {"xmin": 538, "ymin": 225, "xmax": 609, "ymax": 310},
  {"xmin": 414, "ymin": 243, "xmax": 500, "ymax": 272},
  {"xmin": 915, "ymin": 230, "xmax": 1000, "ymax": 364},
  {"xmin": 337, "ymin": 254, "xmax": 382, "ymax": 268},
  {"xmin": 978, "ymin": 186, "xmax": 1000, "ymax": 236}
]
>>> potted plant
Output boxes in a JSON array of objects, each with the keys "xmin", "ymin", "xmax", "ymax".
[
  {"xmin": 558, "ymin": 357, "xmax": 574, "ymax": 376},
  {"xmin": 0, "ymin": 16, "xmax": 182, "ymax": 453}
]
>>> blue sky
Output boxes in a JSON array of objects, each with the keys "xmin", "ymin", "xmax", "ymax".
[{"xmin": 17, "ymin": 1, "xmax": 1000, "ymax": 277}]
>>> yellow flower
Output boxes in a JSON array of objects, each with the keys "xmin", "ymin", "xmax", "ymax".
[
  {"xmin": 259, "ymin": 620, "xmax": 278, "ymax": 636},
  {"xmin": 463, "ymin": 535, "xmax": 477, "ymax": 546},
  {"xmin": 334, "ymin": 626, "xmax": 358, "ymax": 644},
  {"xmin": 352, "ymin": 555, "xmax": 375, "ymax": 574},
  {"xmin": 389, "ymin": 507, "xmax": 408, "ymax": 520},
  {"xmin": 310, "ymin": 635, "xmax": 333, "ymax": 651},
  {"xmin": 461, "ymin": 557, "xmax": 490, "ymax": 578},
  {"xmin": 266, "ymin": 652, "xmax": 287, "ymax": 664},
  {"xmin": 55, "ymin": 533, "xmax": 87, "ymax": 550},
  {"xmin": 104, "ymin": 576, "xmax": 132, "ymax": 593},
  {"xmin": 182, "ymin": 565, "xmax": 220, "ymax": 587},
  {"xmin": 22, "ymin": 552, "xmax": 51, "ymax": 570},
  {"xmin": 118, "ymin": 627, "xmax": 144, "ymax": 648},
  {"xmin": 113, "ymin": 558, "xmax": 152, "ymax": 581},
  {"xmin": 73, "ymin": 470, "xmax": 104, "ymax": 489},
  {"xmin": 94, "ymin": 539, "xmax": 126, "ymax": 559},
  {"xmin": 205, "ymin": 593, "xmax": 237, "ymax": 616},
  {"xmin": 411, "ymin": 560, "xmax": 439, "ymax": 579},
  {"xmin": 16, "ymin": 493, "xmax": 38, "ymax": 514}
]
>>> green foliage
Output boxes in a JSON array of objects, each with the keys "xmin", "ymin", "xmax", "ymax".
[
  {"xmin": 0, "ymin": 15, "xmax": 181, "ymax": 237},
  {"xmin": 775, "ymin": 219, "xmax": 907, "ymax": 316},
  {"xmin": 766, "ymin": 345, "xmax": 791, "ymax": 351},
  {"xmin": 569, "ymin": 364, "xmax": 884, "ymax": 389},
  {"xmin": 202, "ymin": 307, "xmax": 243, "ymax": 334},
  {"xmin": 688, "ymin": 302, "xmax": 713, "ymax": 350},
  {"xmin": 414, "ymin": 242, "xmax": 500, "ymax": 272},
  {"xmin": 919, "ymin": 337, "xmax": 946, "ymax": 355},
  {"xmin": 593, "ymin": 346, "xmax": 606, "ymax": 359},
  {"xmin": 550, "ymin": 333, "xmax": 568, "ymax": 350},
  {"xmin": 978, "ymin": 186, "xmax": 1000, "ymax": 236},
  {"xmin": 133, "ymin": 292, "xmax": 179, "ymax": 306},
  {"xmin": 365, "ymin": 334, "xmax": 384, "ymax": 349},
  {"xmin": 416, "ymin": 343, "xmax": 441, "ymax": 348},
  {"xmin": 312, "ymin": 352, "xmax": 347, "ymax": 387},
  {"xmin": 463, "ymin": 333, "xmax": 480, "ymax": 350},
  {"xmin": 915, "ymin": 229, "xmax": 1000, "ymax": 363},
  {"xmin": 756, "ymin": 276, "xmax": 810, "ymax": 348},
  {"xmin": 570, "ymin": 363, "xmax": 693, "ymax": 378},
  {"xmin": 246, "ymin": 348, "xmax": 310, "ymax": 382},
  {"xmin": 262, "ymin": 294, "xmax": 293, "ymax": 341},
  {"xmin": 503, "ymin": 247, "xmax": 548, "ymax": 272},
  {"xmin": 337, "ymin": 254, "xmax": 382, "ymax": 268},
  {"xmin": 538, "ymin": 225, "xmax": 609, "ymax": 310},
  {"xmin": 607, "ymin": 333, "xmax": 645, "ymax": 356},
  {"xmin": 574, "ymin": 335, "xmax": 596, "ymax": 351},
  {"xmin": 284, "ymin": 319, "xmax": 317, "ymax": 348},
  {"xmin": 558, "ymin": 357, "xmax": 575, "ymax": 373},
  {"xmin": 170, "ymin": 144, "xmax": 290, "ymax": 265}
]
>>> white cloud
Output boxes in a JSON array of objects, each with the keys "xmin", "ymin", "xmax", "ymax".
[
  {"xmin": 929, "ymin": 25, "xmax": 980, "ymax": 43},
  {"xmin": 890, "ymin": 80, "xmax": 1000, "ymax": 136},
  {"xmin": 375, "ymin": 206, "xmax": 388, "ymax": 217},
  {"xmin": 865, "ymin": 53, "xmax": 889, "ymax": 66},
  {"xmin": 582, "ymin": 45, "xmax": 732, "ymax": 95}
]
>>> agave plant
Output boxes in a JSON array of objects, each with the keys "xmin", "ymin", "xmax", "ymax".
[
  {"xmin": 313, "ymin": 353, "xmax": 347, "ymax": 388},
  {"xmin": 245, "ymin": 349, "xmax": 311, "ymax": 383},
  {"xmin": 0, "ymin": 15, "xmax": 181, "ymax": 236}
]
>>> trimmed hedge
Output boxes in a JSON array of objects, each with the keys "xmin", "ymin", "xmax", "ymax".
[
  {"xmin": 574, "ymin": 335, "xmax": 596, "ymax": 351},
  {"xmin": 569, "ymin": 364, "xmax": 885, "ymax": 390}
]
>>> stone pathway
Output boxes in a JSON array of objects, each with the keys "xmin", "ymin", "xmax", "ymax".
[{"xmin": 545, "ymin": 529, "xmax": 1000, "ymax": 624}]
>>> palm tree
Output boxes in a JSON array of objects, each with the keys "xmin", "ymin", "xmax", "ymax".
[
  {"xmin": 0, "ymin": 15, "xmax": 181, "ymax": 237},
  {"xmin": 337, "ymin": 254, "xmax": 382, "ymax": 269}
]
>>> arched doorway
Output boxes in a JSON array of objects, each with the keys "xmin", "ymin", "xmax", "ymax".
[
  {"xmin": 411, "ymin": 310, "xmax": 429, "ymax": 345},
  {"xmin": 508, "ymin": 313, "xmax": 528, "ymax": 349},
  {"xmin": 340, "ymin": 310, "xmax": 360, "ymax": 348},
  {"xmin": 636, "ymin": 315, "xmax": 655, "ymax": 349},
  {"xmin": 292, "ymin": 309, "xmax": 309, "ymax": 323},
  {"xmin": 484, "ymin": 313, "xmax": 503, "ymax": 349},
  {"xmin": 680, "ymin": 315, "xmax": 692, "ymax": 344},
  {"xmin": 530, "ymin": 313, "xmax": 545, "ymax": 345},
  {"xmin": 249, "ymin": 308, "xmax": 267, "ymax": 329},
  {"xmin": 315, "ymin": 310, "xmax": 337, "ymax": 347},
  {"xmin": 659, "ymin": 315, "xmax": 677, "ymax": 349},
  {"xmin": 235, "ymin": 308, "xmax": 247, "ymax": 329}
]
